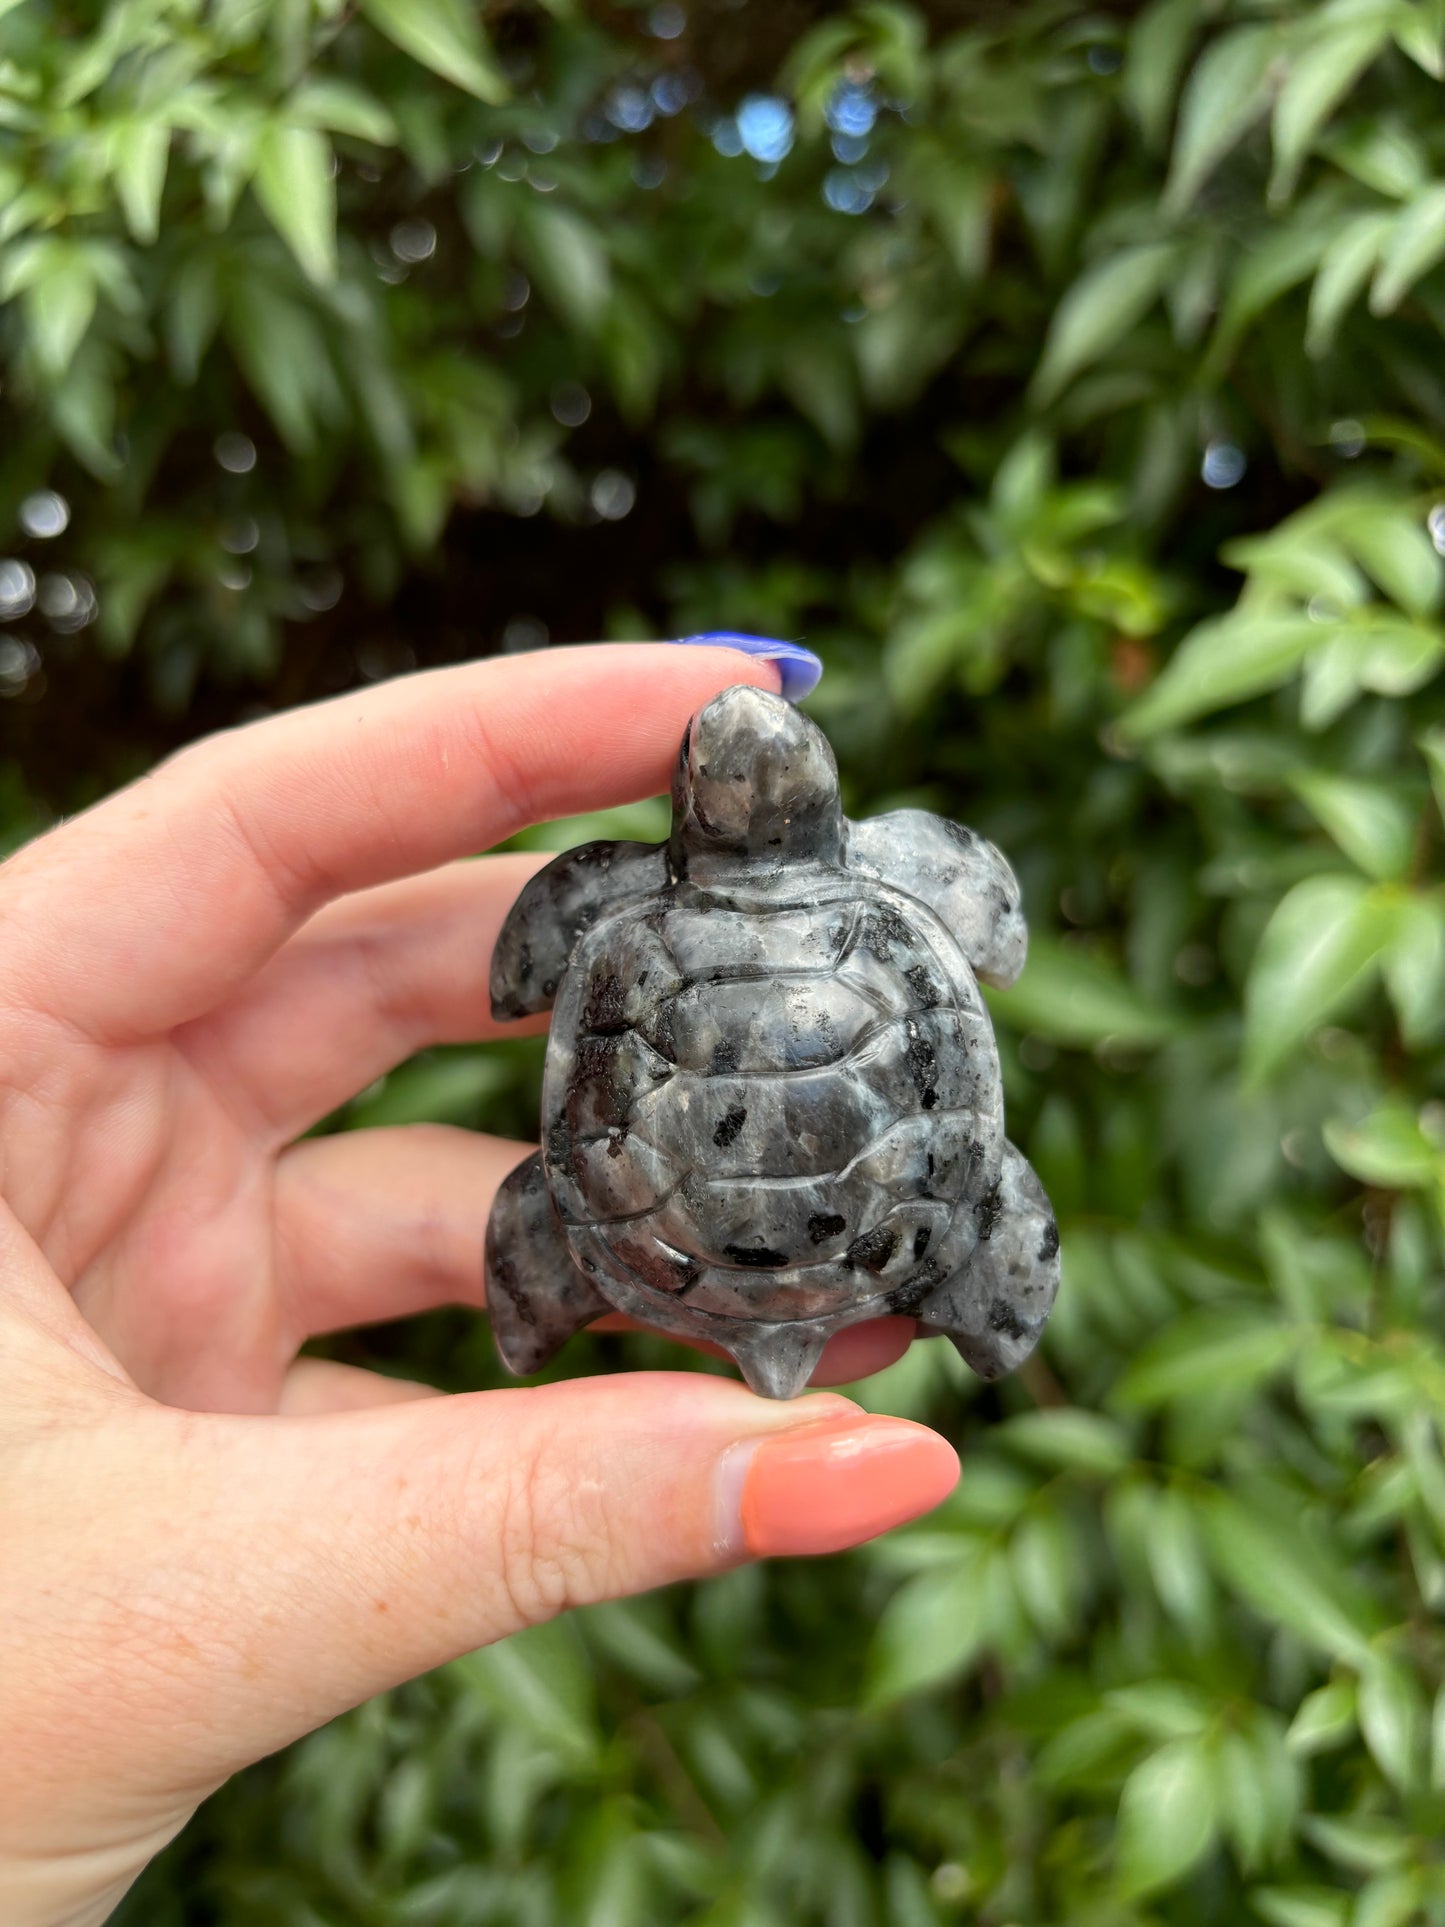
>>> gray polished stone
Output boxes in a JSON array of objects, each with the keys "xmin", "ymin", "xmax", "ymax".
[{"xmin": 485, "ymin": 684, "xmax": 1060, "ymax": 1399}]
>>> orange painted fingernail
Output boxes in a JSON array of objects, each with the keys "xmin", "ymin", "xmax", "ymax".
[{"xmin": 724, "ymin": 1417, "xmax": 959, "ymax": 1559}]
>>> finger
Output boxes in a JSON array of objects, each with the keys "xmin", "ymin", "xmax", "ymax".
[
  {"xmin": 0, "ymin": 645, "xmax": 779, "ymax": 1043},
  {"xmin": 98, "ymin": 1379, "xmax": 958, "ymax": 1790},
  {"xmin": 590, "ymin": 1311, "xmax": 916, "ymax": 1384},
  {"xmin": 272, "ymin": 1125, "xmax": 522, "ymax": 1340},
  {"xmin": 181, "ymin": 853, "xmax": 549, "ymax": 1141},
  {"xmin": 277, "ymin": 1359, "xmax": 441, "ymax": 1414},
  {"xmin": 275, "ymin": 1128, "xmax": 919, "ymax": 1391},
  {"xmin": 815, "ymin": 1316, "xmax": 916, "ymax": 1383}
]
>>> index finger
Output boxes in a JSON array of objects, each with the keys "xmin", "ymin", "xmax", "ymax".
[{"xmin": 0, "ymin": 644, "xmax": 779, "ymax": 1041}]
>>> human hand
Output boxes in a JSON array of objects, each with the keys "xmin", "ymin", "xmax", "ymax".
[{"xmin": 0, "ymin": 644, "xmax": 958, "ymax": 1925}]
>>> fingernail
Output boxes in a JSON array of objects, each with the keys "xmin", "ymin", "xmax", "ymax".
[
  {"xmin": 717, "ymin": 1416, "xmax": 959, "ymax": 1559},
  {"xmin": 671, "ymin": 631, "xmax": 824, "ymax": 702}
]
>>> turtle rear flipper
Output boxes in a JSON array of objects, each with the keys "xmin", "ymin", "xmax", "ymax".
[
  {"xmin": 847, "ymin": 810, "xmax": 1027, "ymax": 989},
  {"xmin": 916, "ymin": 1141, "xmax": 1059, "ymax": 1381},
  {"xmin": 485, "ymin": 1153, "xmax": 610, "ymax": 1375},
  {"xmin": 490, "ymin": 841, "xmax": 668, "ymax": 1019},
  {"xmin": 728, "ymin": 1324, "xmax": 829, "ymax": 1401}
]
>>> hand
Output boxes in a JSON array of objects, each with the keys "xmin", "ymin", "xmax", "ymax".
[{"xmin": 0, "ymin": 644, "xmax": 958, "ymax": 1926}]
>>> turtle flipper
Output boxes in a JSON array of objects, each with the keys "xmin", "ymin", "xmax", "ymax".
[
  {"xmin": 728, "ymin": 1325, "xmax": 829, "ymax": 1400},
  {"xmin": 490, "ymin": 841, "xmax": 668, "ymax": 1019},
  {"xmin": 485, "ymin": 1153, "xmax": 609, "ymax": 1375},
  {"xmin": 847, "ymin": 810, "xmax": 1027, "ymax": 988},
  {"xmin": 916, "ymin": 1141, "xmax": 1059, "ymax": 1381}
]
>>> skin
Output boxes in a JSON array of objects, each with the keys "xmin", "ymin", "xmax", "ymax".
[{"xmin": 0, "ymin": 645, "xmax": 943, "ymax": 1926}]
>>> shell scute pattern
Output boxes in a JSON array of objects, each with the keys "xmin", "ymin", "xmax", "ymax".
[{"xmin": 543, "ymin": 878, "xmax": 1002, "ymax": 1326}]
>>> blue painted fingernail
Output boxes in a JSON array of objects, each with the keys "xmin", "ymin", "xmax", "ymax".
[{"xmin": 671, "ymin": 631, "xmax": 823, "ymax": 702}]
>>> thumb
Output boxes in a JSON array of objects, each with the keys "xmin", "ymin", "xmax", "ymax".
[
  {"xmin": 4, "ymin": 1368, "xmax": 957, "ymax": 1922},
  {"xmin": 104, "ymin": 1376, "xmax": 955, "ymax": 1787},
  {"xmin": 163, "ymin": 1373, "xmax": 957, "ymax": 1771}
]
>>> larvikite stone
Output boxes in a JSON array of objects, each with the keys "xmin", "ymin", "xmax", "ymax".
[{"xmin": 485, "ymin": 683, "xmax": 1060, "ymax": 1399}]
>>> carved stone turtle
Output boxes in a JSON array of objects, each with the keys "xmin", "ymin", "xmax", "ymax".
[{"xmin": 485, "ymin": 683, "xmax": 1060, "ymax": 1399}]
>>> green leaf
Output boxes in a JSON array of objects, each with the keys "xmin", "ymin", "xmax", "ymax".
[
  {"xmin": 1323, "ymin": 1103, "xmax": 1445, "ymax": 1189},
  {"xmin": 1222, "ymin": 524, "xmax": 1367, "ymax": 606},
  {"xmin": 866, "ymin": 1555, "xmax": 996, "ymax": 1706},
  {"xmin": 349, "ymin": 1050, "xmax": 518, "ymax": 1128},
  {"xmin": 1145, "ymin": 1485, "xmax": 1216, "ymax": 1641},
  {"xmin": 164, "ymin": 251, "xmax": 220, "ymax": 384},
  {"xmin": 521, "ymin": 204, "xmax": 611, "ymax": 333},
  {"xmin": 252, "ymin": 124, "xmax": 337, "ymax": 285},
  {"xmin": 1122, "ymin": 613, "xmax": 1319, "ymax": 738},
  {"xmin": 1010, "ymin": 1505, "xmax": 1081, "ymax": 1642},
  {"xmin": 783, "ymin": 335, "xmax": 859, "ymax": 451},
  {"xmin": 1115, "ymin": 1309, "xmax": 1299, "ymax": 1411},
  {"xmin": 1203, "ymin": 1490, "xmax": 1379, "ymax": 1662},
  {"xmin": 110, "ymin": 120, "xmax": 170, "ymax": 245},
  {"xmin": 1125, "ymin": 0, "xmax": 1203, "ymax": 150},
  {"xmin": 1307, "ymin": 212, "xmax": 1393, "ymax": 355},
  {"xmin": 50, "ymin": 334, "xmax": 120, "ymax": 479},
  {"xmin": 1301, "ymin": 1814, "xmax": 1411, "ymax": 1874},
  {"xmin": 1286, "ymin": 1678, "xmax": 1358, "ymax": 1756},
  {"xmin": 1164, "ymin": 25, "xmax": 1278, "ymax": 216},
  {"xmin": 1106, "ymin": 1679, "xmax": 1213, "ymax": 1740},
  {"xmin": 1394, "ymin": 0, "xmax": 1445, "ymax": 75},
  {"xmin": 580, "ymin": 1601, "xmax": 702, "ymax": 1697},
  {"xmin": 1270, "ymin": 18, "xmax": 1393, "ymax": 204},
  {"xmin": 1251, "ymin": 1889, "xmax": 1350, "ymax": 1927},
  {"xmin": 225, "ymin": 278, "xmax": 332, "ymax": 450},
  {"xmin": 997, "ymin": 1408, "xmax": 1133, "ymax": 1476},
  {"xmin": 1352, "ymin": 1873, "xmax": 1426, "ymax": 1927},
  {"xmin": 287, "ymin": 79, "xmax": 398, "ymax": 146},
  {"xmin": 1422, "ymin": 725, "xmax": 1445, "ymax": 825},
  {"xmin": 1357, "ymin": 1654, "xmax": 1426, "ymax": 1791},
  {"xmin": 984, "ymin": 937, "xmax": 1182, "ymax": 1048},
  {"xmin": 1371, "ymin": 181, "xmax": 1445, "ymax": 315},
  {"xmin": 1323, "ymin": 120, "xmax": 1429, "ymax": 199},
  {"xmin": 1342, "ymin": 502, "xmax": 1442, "ymax": 615},
  {"xmin": 1208, "ymin": 222, "xmax": 1333, "ymax": 370},
  {"xmin": 1217, "ymin": 1716, "xmax": 1301, "ymax": 1872},
  {"xmin": 23, "ymin": 245, "xmax": 97, "ymax": 379},
  {"xmin": 1031, "ymin": 242, "xmax": 1180, "ymax": 405},
  {"xmin": 1115, "ymin": 1737, "xmax": 1219, "ymax": 1899},
  {"xmin": 452, "ymin": 1620, "xmax": 600, "ymax": 1769},
  {"xmin": 1354, "ymin": 611, "xmax": 1445, "ymax": 693},
  {"xmin": 361, "ymin": 0, "xmax": 507, "ymax": 103},
  {"xmin": 1300, "ymin": 635, "xmax": 1364, "ymax": 729},
  {"xmin": 1290, "ymin": 773, "xmax": 1417, "ymax": 880},
  {"xmin": 1384, "ymin": 893, "xmax": 1445, "ymax": 1044},
  {"xmin": 1243, "ymin": 874, "xmax": 1397, "ymax": 1081}
]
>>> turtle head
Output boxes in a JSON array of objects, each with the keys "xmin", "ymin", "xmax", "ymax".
[{"xmin": 671, "ymin": 684, "xmax": 844, "ymax": 871}]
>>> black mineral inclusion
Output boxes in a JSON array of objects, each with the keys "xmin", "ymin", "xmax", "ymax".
[{"xmin": 485, "ymin": 684, "xmax": 1060, "ymax": 1399}]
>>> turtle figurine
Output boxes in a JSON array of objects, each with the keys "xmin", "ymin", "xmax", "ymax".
[{"xmin": 485, "ymin": 683, "xmax": 1060, "ymax": 1399}]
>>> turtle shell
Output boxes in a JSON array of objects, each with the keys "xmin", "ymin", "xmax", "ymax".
[{"xmin": 541, "ymin": 875, "xmax": 1005, "ymax": 1331}]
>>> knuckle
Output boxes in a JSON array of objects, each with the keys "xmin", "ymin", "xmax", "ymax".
[{"xmin": 490, "ymin": 1425, "xmax": 621, "ymax": 1628}]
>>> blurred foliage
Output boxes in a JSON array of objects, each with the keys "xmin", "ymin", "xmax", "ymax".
[{"xmin": 6, "ymin": 0, "xmax": 1445, "ymax": 1919}]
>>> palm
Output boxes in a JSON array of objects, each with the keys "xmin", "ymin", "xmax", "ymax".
[
  {"xmin": 1, "ymin": 839, "xmax": 540, "ymax": 1413},
  {"xmin": 35, "ymin": 1029, "xmax": 283, "ymax": 1409}
]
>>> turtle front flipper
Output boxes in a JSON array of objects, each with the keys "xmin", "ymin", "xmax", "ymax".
[
  {"xmin": 916, "ymin": 1142, "xmax": 1060, "ymax": 1381},
  {"xmin": 490, "ymin": 841, "xmax": 668, "ymax": 1019},
  {"xmin": 485, "ymin": 1152, "xmax": 610, "ymax": 1375},
  {"xmin": 847, "ymin": 810, "xmax": 1027, "ymax": 988}
]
